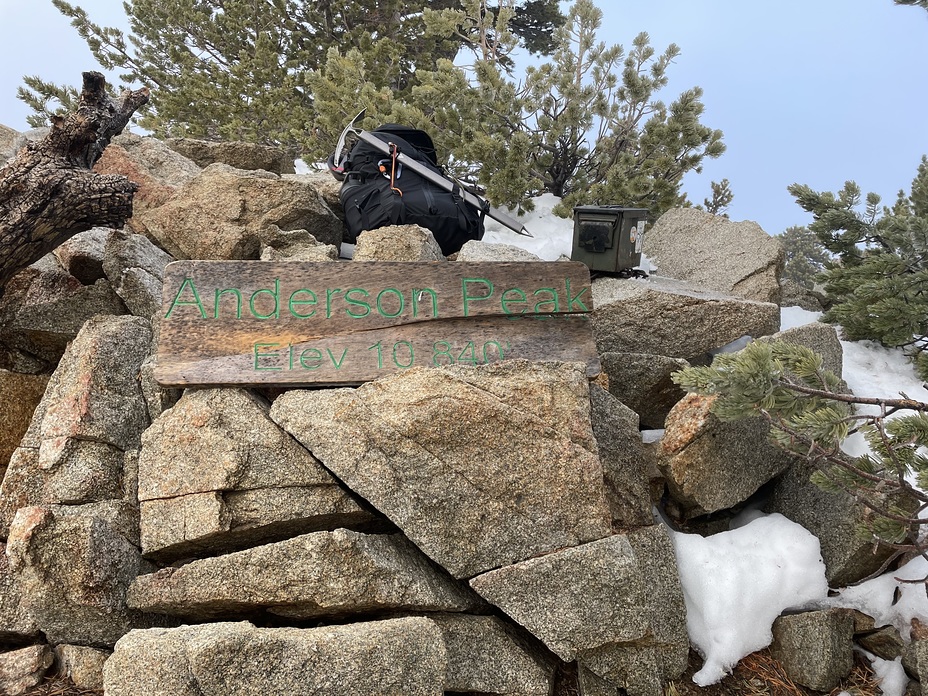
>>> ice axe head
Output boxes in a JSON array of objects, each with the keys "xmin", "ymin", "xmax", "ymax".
[{"xmin": 328, "ymin": 109, "xmax": 366, "ymax": 181}]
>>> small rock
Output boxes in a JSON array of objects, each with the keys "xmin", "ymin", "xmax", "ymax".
[
  {"xmin": 578, "ymin": 664, "xmax": 620, "ymax": 696},
  {"xmin": 779, "ymin": 278, "xmax": 825, "ymax": 311},
  {"xmin": 0, "ymin": 123, "xmax": 20, "ymax": 161},
  {"xmin": 859, "ymin": 625, "xmax": 906, "ymax": 661},
  {"xmin": 138, "ymin": 354, "xmax": 180, "ymax": 421},
  {"xmin": 285, "ymin": 171, "xmax": 345, "ymax": 224},
  {"xmin": 0, "ymin": 645, "xmax": 53, "ymax": 696},
  {"xmin": 353, "ymin": 224, "xmax": 445, "ymax": 261},
  {"xmin": 755, "ymin": 321, "xmax": 844, "ymax": 378},
  {"xmin": 456, "ymin": 240, "xmax": 543, "ymax": 262},
  {"xmin": 53, "ymin": 644, "xmax": 110, "ymax": 691},
  {"xmin": 102, "ymin": 231, "xmax": 175, "ymax": 318},
  {"xmin": 905, "ymin": 639, "xmax": 928, "ymax": 683},
  {"xmin": 52, "ymin": 227, "xmax": 113, "ymax": 284},
  {"xmin": 770, "ymin": 609, "xmax": 854, "ymax": 691},
  {"xmin": 258, "ymin": 226, "xmax": 338, "ymax": 261}
]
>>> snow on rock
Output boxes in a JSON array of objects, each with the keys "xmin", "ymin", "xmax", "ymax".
[
  {"xmin": 670, "ymin": 513, "xmax": 829, "ymax": 686},
  {"xmin": 865, "ymin": 653, "xmax": 908, "ymax": 696},
  {"xmin": 481, "ymin": 194, "xmax": 573, "ymax": 261},
  {"xmin": 829, "ymin": 556, "xmax": 928, "ymax": 642},
  {"xmin": 780, "ymin": 305, "xmax": 825, "ymax": 331}
]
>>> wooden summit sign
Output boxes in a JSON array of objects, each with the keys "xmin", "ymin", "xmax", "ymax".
[{"xmin": 154, "ymin": 260, "xmax": 600, "ymax": 387}]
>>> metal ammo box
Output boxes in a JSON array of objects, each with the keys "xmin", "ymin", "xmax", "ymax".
[{"xmin": 570, "ymin": 206, "xmax": 648, "ymax": 273}]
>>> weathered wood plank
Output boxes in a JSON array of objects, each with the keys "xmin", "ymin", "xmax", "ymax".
[{"xmin": 155, "ymin": 261, "xmax": 600, "ymax": 386}]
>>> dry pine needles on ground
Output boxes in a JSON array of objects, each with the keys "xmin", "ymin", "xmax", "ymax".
[
  {"xmin": 666, "ymin": 649, "xmax": 882, "ymax": 696},
  {"xmin": 20, "ymin": 676, "xmax": 101, "ymax": 696}
]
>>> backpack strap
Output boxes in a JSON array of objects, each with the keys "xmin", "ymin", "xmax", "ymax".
[{"xmin": 450, "ymin": 183, "xmax": 481, "ymax": 238}]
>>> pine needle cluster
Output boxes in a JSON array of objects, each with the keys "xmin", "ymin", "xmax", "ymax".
[{"xmin": 788, "ymin": 157, "xmax": 928, "ymax": 379}]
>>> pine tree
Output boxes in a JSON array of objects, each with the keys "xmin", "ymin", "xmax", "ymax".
[
  {"xmin": 673, "ymin": 341, "xmax": 925, "ymax": 565},
  {"xmin": 780, "ymin": 225, "xmax": 832, "ymax": 289},
  {"xmin": 307, "ymin": 0, "xmax": 725, "ymax": 214},
  {"xmin": 19, "ymin": 0, "xmax": 563, "ymax": 143},
  {"xmin": 516, "ymin": 0, "xmax": 726, "ymax": 218},
  {"xmin": 789, "ymin": 157, "xmax": 928, "ymax": 378},
  {"xmin": 21, "ymin": 0, "xmax": 723, "ymax": 216}
]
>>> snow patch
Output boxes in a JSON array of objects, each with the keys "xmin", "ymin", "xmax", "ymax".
[{"xmin": 670, "ymin": 514, "xmax": 829, "ymax": 685}]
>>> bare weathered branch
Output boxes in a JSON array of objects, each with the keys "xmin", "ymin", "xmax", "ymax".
[{"xmin": 0, "ymin": 71, "xmax": 150, "ymax": 290}]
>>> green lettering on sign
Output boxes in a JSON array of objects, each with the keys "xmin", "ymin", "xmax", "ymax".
[
  {"xmin": 165, "ymin": 277, "xmax": 207, "ymax": 319},
  {"xmin": 155, "ymin": 260, "xmax": 599, "ymax": 388},
  {"xmin": 462, "ymin": 278, "xmax": 494, "ymax": 317}
]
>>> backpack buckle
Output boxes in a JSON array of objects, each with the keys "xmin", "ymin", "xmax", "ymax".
[{"xmin": 377, "ymin": 159, "xmax": 402, "ymax": 180}]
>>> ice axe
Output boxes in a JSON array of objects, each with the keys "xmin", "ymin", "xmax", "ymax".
[{"xmin": 329, "ymin": 111, "xmax": 532, "ymax": 238}]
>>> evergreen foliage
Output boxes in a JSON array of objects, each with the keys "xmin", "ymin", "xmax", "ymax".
[
  {"xmin": 780, "ymin": 225, "xmax": 831, "ymax": 289},
  {"xmin": 673, "ymin": 341, "xmax": 926, "ymax": 560},
  {"xmin": 702, "ymin": 178, "xmax": 734, "ymax": 216},
  {"xmin": 21, "ymin": 0, "xmax": 724, "ymax": 218},
  {"xmin": 313, "ymin": 0, "xmax": 725, "ymax": 215},
  {"xmin": 525, "ymin": 1, "xmax": 725, "ymax": 217},
  {"xmin": 20, "ymin": 0, "xmax": 558, "ymax": 137},
  {"xmin": 788, "ymin": 157, "xmax": 928, "ymax": 378}
]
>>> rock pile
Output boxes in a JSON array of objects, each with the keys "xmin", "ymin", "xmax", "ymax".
[{"xmin": 0, "ymin": 128, "xmax": 922, "ymax": 694}]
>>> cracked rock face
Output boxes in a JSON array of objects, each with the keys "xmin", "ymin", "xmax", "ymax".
[
  {"xmin": 103, "ymin": 619, "xmax": 448, "ymax": 696},
  {"xmin": 0, "ymin": 315, "xmax": 151, "ymax": 536},
  {"xmin": 270, "ymin": 360, "xmax": 613, "ymax": 579},
  {"xmin": 137, "ymin": 388, "xmax": 375, "ymax": 560},
  {"xmin": 6, "ymin": 503, "xmax": 165, "ymax": 647},
  {"xmin": 127, "ymin": 529, "xmax": 483, "ymax": 621},
  {"xmin": 643, "ymin": 207, "xmax": 784, "ymax": 304}
]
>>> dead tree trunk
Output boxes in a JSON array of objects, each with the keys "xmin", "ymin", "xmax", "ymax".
[{"xmin": 0, "ymin": 71, "xmax": 149, "ymax": 290}]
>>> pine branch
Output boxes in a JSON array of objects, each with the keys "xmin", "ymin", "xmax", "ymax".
[
  {"xmin": 775, "ymin": 379, "xmax": 928, "ymax": 413},
  {"xmin": 769, "ymin": 414, "xmax": 923, "ymax": 505}
]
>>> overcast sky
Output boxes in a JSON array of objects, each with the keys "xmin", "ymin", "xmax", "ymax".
[{"xmin": 1, "ymin": 0, "xmax": 926, "ymax": 237}]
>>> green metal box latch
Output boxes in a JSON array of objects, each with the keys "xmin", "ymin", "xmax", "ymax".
[{"xmin": 570, "ymin": 206, "xmax": 648, "ymax": 274}]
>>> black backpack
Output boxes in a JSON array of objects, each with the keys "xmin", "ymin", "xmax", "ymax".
[{"xmin": 334, "ymin": 125, "xmax": 485, "ymax": 255}]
